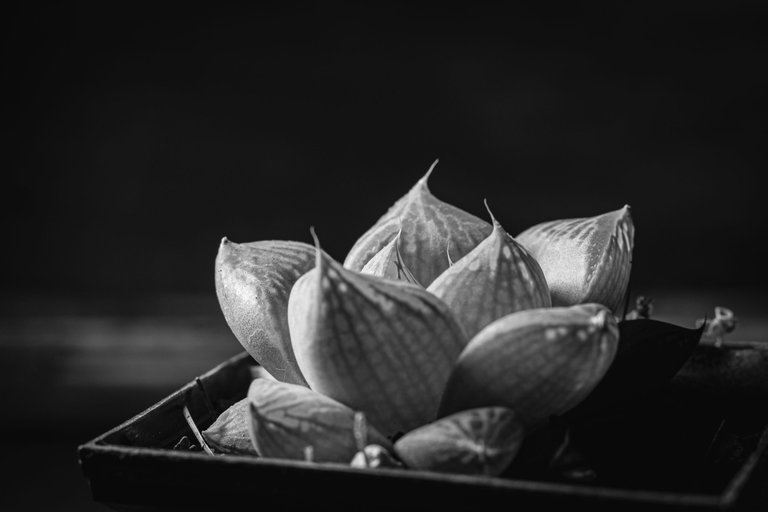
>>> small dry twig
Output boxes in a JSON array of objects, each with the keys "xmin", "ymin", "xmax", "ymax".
[{"xmin": 183, "ymin": 404, "xmax": 215, "ymax": 456}]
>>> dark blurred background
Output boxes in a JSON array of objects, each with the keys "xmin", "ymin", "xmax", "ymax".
[{"xmin": 2, "ymin": 2, "xmax": 767, "ymax": 510}]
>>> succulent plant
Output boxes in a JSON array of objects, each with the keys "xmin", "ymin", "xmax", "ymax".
[{"xmin": 210, "ymin": 162, "xmax": 688, "ymax": 477}]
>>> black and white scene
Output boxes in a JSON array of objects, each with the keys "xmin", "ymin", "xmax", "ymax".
[{"xmin": 3, "ymin": 3, "xmax": 768, "ymax": 511}]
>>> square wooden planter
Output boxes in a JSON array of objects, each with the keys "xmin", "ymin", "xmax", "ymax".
[{"xmin": 78, "ymin": 342, "xmax": 768, "ymax": 511}]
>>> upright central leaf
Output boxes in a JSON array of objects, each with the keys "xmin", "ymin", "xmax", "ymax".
[
  {"xmin": 288, "ymin": 243, "xmax": 468, "ymax": 437},
  {"xmin": 343, "ymin": 161, "xmax": 492, "ymax": 286},
  {"xmin": 360, "ymin": 230, "xmax": 422, "ymax": 286}
]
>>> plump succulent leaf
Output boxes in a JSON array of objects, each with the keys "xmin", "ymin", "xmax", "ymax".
[
  {"xmin": 516, "ymin": 206, "xmax": 634, "ymax": 313},
  {"xmin": 247, "ymin": 378, "xmax": 391, "ymax": 462},
  {"xmin": 289, "ymin": 241, "xmax": 468, "ymax": 437},
  {"xmin": 360, "ymin": 230, "xmax": 421, "ymax": 286},
  {"xmin": 439, "ymin": 304, "xmax": 619, "ymax": 430},
  {"xmin": 202, "ymin": 398, "xmax": 256, "ymax": 455},
  {"xmin": 394, "ymin": 407, "xmax": 524, "ymax": 476},
  {"xmin": 215, "ymin": 238, "xmax": 315, "ymax": 385}
]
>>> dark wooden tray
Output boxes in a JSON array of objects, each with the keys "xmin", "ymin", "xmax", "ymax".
[{"xmin": 78, "ymin": 342, "xmax": 768, "ymax": 512}]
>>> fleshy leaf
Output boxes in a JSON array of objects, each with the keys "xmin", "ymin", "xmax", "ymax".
[
  {"xmin": 516, "ymin": 206, "xmax": 634, "ymax": 313},
  {"xmin": 360, "ymin": 230, "xmax": 421, "ymax": 286},
  {"xmin": 343, "ymin": 160, "xmax": 492, "ymax": 286},
  {"xmin": 202, "ymin": 398, "xmax": 256, "ymax": 455},
  {"xmin": 215, "ymin": 238, "xmax": 315, "ymax": 385},
  {"xmin": 247, "ymin": 378, "xmax": 391, "ymax": 462},
  {"xmin": 394, "ymin": 407, "xmax": 524, "ymax": 476},
  {"xmin": 289, "ymin": 240, "xmax": 468, "ymax": 437},
  {"xmin": 439, "ymin": 304, "xmax": 619, "ymax": 430},
  {"xmin": 427, "ymin": 204, "xmax": 551, "ymax": 338}
]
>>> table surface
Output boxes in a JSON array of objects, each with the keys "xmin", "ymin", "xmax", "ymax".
[{"xmin": 1, "ymin": 289, "xmax": 765, "ymax": 511}]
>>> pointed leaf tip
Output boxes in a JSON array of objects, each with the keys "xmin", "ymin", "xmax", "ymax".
[
  {"xmin": 418, "ymin": 159, "xmax": 439, "ymax": 188},
  {"xmin": 483, "ymin": 199, "xmax": 502, "ymax": 230},
  {"xmin": 309, "ymin": 226, "xmax": 320, "ymax": 249},
  {"xmin": 427, "ymin": 158, "xmax": 439, "ymax": 173},
  {"xmin": 308, "ymin": 226, "xmax": 325, "ymax": 268},
  {"xmin": 614, "ymin": 204, "xmax": 633, "ymax": 223}
]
